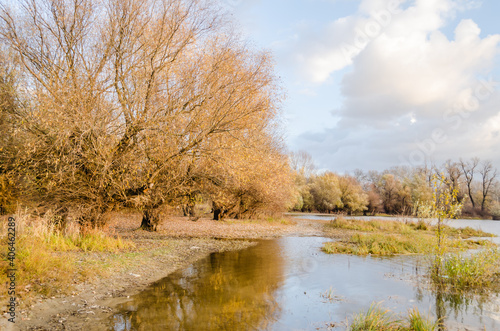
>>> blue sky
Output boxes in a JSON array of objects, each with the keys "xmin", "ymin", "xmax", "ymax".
[{"xmin": 223, "ymin": 0, "xmax": 500, "ymax": 173}]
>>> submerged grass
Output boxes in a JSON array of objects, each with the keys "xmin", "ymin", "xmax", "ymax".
[
  {"xmin": 432, "ymin": 248, "xmax": 500, "ymax": 291},
  {"xmin": 349, "ymin": 303, "xmax": 438, "ymax": 331},
  {"xmin": 323, "ymin": 217, "xmax": 495, "ymax": 256}
]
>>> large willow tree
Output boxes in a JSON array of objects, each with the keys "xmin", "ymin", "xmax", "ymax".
[{"xmin": 0, "ymin": 0, "xmax": 292, "ymax": 229}]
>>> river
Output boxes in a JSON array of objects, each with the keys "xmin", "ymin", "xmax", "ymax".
[{"xmin": 108, "ymin": 216, "xmax": 500, "ymax": 330}]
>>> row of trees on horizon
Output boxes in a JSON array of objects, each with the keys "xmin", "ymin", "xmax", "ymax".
[{"xmin": 290, "ymin": 151, "xmax": 500, "ymax": 219}]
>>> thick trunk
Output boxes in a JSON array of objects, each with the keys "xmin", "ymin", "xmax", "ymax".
[
  {"xmin": 212, "ymin": 201, "xmax": 226, "ymax": 220},
  {"xmin": 213, "ymin": 207, "xmax": 225, "ymax": 221},
  {"xmin": 141, "ymin": 208, "xmax": 160, "ymax": 231},
  {"xmin": 468, "ymin": 186, "xmax": 476, "ymax": 209},
  {"xmin": 182, "ymin": 203, "xmax": 195, "ymax": 217}
]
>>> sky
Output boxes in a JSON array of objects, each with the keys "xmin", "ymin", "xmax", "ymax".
[{"xmin": 221, "ymin": 0, "xmax": 500, "ymax": 173}]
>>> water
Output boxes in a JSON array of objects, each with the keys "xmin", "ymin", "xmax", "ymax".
[{"xmin": 109, "ymin": 217, "xmax": 500, "ymax": 330}]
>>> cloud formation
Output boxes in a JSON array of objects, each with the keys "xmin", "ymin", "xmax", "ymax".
[{"xmin": 288, "ymin": 0, "xmax": 500, "ymax": 171}]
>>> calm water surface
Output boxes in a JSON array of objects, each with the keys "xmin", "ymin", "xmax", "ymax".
[{"xmin": 110, "ymin": 217, "xmax": 500, "ymax": 330}]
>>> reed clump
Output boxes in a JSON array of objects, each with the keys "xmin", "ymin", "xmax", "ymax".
[
  {"xmin": 349, "ymin": 303, "xmax": 438, "ymax": 331},
  {"xmin": 431, "ymin": 248, "xmax": 500, "ymax": 291}
]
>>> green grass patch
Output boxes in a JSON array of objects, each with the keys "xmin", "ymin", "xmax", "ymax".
[
  {"xmin": 326, "ymin": 217, "xmax": 419, "ymax": 233},
  {"xmin": 326, "ymin": 218, "xmax": 493, "ymax": 239},
  {"xmin": 444, "ymin": 226, "xmax": 495, "ymax": 239},
  {"xmin": 323, "ymin": 218, "xmax": 495, "ymax": 256},
  {"xmin": 323, "ymin": 233, "xmax": 434, "ymax": 255},
  {"xmin": 349, "ymin": 303, "xmax": 438, "ymax": 331}
]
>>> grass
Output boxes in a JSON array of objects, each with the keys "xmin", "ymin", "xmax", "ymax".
[
  {"xmin": 349, "ymin": 303, "xmax": 438, "ymax": 331},
  {"xmin": 323, "ymin": 218, "xmax": 495, "ymax": 256},
  {"xmin": 432, "ymin": 248, "xmax": 500, "ymax": 291},
  {"xmin": 406, "ymin": 308, "xmax": 440, "ymax": 331},
  {"xmin": 265, "ymin": 216, "xmax": 296, "ymax": 225},
  {"xmin": 0, "ymin": 210, "xmax": 134, "ymax": 300},
  {"xmin": 323, "ymin": 233, "xmax": 433, "ymax": 255}
]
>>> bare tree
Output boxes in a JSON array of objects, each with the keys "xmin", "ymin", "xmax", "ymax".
[
  {"xmin": 442, "ymin": 160, "xmax": 464, "ymax": 201},
  {"xmin": 459, "ymin": 157, "xmax": 479, "ymax": 209},
  {"xmin": 289, "ymin": 150, "xmax": 315, "ymax": 178},
  {"xmin": 479, "ymin": 160, "xmax": 497, "ymax": 212}
]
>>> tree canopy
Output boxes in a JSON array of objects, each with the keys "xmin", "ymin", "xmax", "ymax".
[{"xmin": 0, "ymin": 0, "xmax": 293, "ymax": 228}]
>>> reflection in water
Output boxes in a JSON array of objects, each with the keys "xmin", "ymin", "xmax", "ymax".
[
  {"xmin": 110, "ymin": 236, "xmax": 500, "ymax": 330},
  {"xmin": 111, "ymin": 240, "xmax": 284, "ymax": 330},
  {"xmin": 434, "ymin": 284, "xmax": 500, "ymax": 330}
]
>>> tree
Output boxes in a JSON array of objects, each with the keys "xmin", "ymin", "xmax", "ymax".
[
  {"xmin": 289, "ymin": 150, "xmax": 315, "ymax": 178},
  {"xmin": 459, "ymin": 157, "xmax": 479, "ymax": 209},
  {"xmin": 408, "ymin": 172, "xmax": 432, "ymax": 216},
  {"xmin": 379, "ymin": 174, "xmax": 400, "ymax": 214},
  {"xmin": 427, "ymin": 174, "xmax": 464, "ymax": 281},
  {"xmin": 479, "ymin": 160, "xmax": 497, "ymax": 212},
  {"xmin": 441, "ymin": 160, "xmax": 464, "ymax": 203},
  {"xmin": 309, "ymin": 172, "xmax": 342, "ymax": 213},
  {"xmin": 289, "ymin": 151, "xmax": 315, "ymax": 212},
  {"xmin": 0, "ymin": 53, "xmax": 20, "ymax": 214},
  {"xmin": 365, "ymin": 185, "xmax": 383, "ymax": 215},
  {"xmin": 337, "ymin": 175, "xmax": 368, "ymax": 214},
  {"xmin": 1, "ymin": 0, "xmax": 288, "ymax": 229},
  {"xmin": 203, "ymin": 136, "xmax": 294, "ymax": 220}
]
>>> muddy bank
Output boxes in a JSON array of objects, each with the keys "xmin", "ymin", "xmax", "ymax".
[{"xmin": 3, "ymin": 214, "xmax": 326, "ymax": 331}]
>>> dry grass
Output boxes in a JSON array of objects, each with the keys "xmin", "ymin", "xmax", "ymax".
[{"xmin": 0, "ymin": 209, "xmax": 134, "ymax": 299}]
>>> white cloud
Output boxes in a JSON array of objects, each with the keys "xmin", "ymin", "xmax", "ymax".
[{"xmin": 288, "ymin": 0, "xmax": 500, "ymax": 171}]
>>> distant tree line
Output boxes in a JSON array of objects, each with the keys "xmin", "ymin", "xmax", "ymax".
[
  {"xmin": 0, "ymin": 0, "xmax": 294, "ymax": 229},
  {"xmin": 290, "ymin": 152, "xmax": 500, "ymax": 219}
]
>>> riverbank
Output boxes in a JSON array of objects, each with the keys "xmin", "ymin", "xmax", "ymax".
[{"xmin": 2, "ymin": 213, "xmax": 326, "ymax": 331}]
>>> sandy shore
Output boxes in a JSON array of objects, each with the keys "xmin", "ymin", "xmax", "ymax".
[{"xmin": 2, "ymin": 214, "xmax": 329, "ymax": 331}]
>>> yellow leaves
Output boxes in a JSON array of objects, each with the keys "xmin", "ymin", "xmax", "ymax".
[{"xmin": 429, "ymin": 173, "xmax": 463, "ymax": 221}]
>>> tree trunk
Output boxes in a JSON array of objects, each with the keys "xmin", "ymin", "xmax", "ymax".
[
  {"xmin": 78, "ymin": 208, "xmax": 105, "ymax": 232},
  {"xmin": 141, "ymin": 208, "xmax": 160, "ymax": 231},
  {"xmin": 468, "ymin": 186, "xmax": 476, "ymax": 209},
  {"xmin": 212, "ymin": 201, "xmax": 225, "ymax": 221},
  {"xmin": 213, "ymin": 207, "xmax": 225, "ymax": 220}
]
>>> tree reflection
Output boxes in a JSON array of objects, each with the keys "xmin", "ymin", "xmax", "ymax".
[
  {"xmin": 432, "ymin": 284, "xmax": 498, "ymax": 330},
  {"xmin": 111, "ymin": 240, "xmax": 284, "ymax": 330}
]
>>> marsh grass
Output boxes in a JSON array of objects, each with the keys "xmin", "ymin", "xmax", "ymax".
[
  {"xmin": 326, "ymin": 217, "xmax": 492, "ymax": 238},
  {"xmin": 349, "ymin": 303, "xmax": 437, "ymax": 331},
  {"xmin": 0, "ymin": 210, "xmax": 133, "ymax": 299},
  {"xmin": 323, "ymin": 218, "xmax": 495, "ymax": 256},
  {"xmin": 406, "ymin": 308, "xmax": 439, "ymax": 331},
  {"xmin": 323, "ymin": 233, "xmax": 433, "ymax": 255},
  {"xmin": 432, "ymin": 248, "xmax": 500, "ymax": 291}
]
